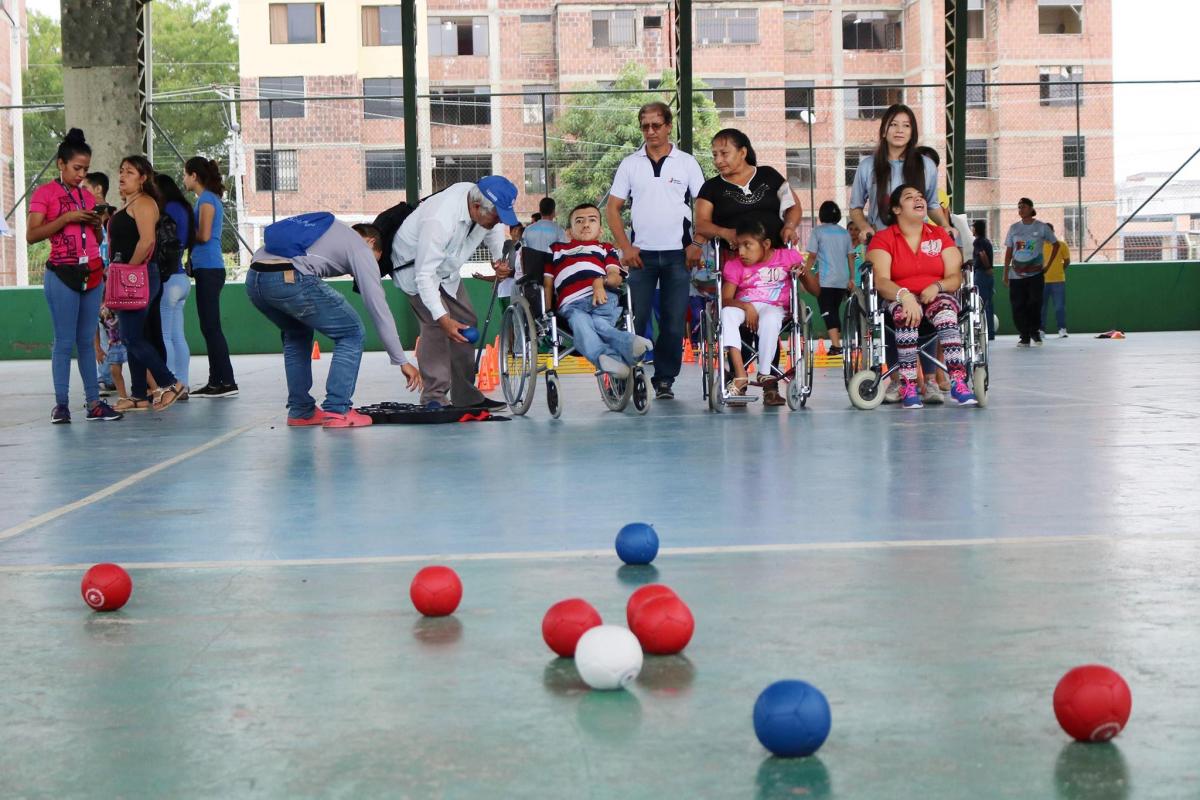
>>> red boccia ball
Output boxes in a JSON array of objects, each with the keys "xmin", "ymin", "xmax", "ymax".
[
  {"xmin": 631, "ymin": 594, "xmax": 695, "ymax": 655},
  {"xmin": 409, "ymin": 566, "xmax": 463, "ymax": 617},
  {"xmin": 81, "ymin": 563, "xmax": 132, "ymax": 611},
  {"xmin": 1053, "ymin": 664, "xmax": 1132, "ymax": 742},
  {"xmin": 541, "ymin": 598, "xmax": 603, "ymax": 657},
  {"xmin": 625, "ymin": 584, "xmax": 677, "ymax": 628}
]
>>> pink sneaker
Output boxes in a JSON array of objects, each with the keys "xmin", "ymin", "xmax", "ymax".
[
  {"xmin": 287, "ymin": 408, "xmax": 329, "ymax": 427},
  {"xmin": 322, "ymin": 409, "xmax": 374, "ymax": 428}
]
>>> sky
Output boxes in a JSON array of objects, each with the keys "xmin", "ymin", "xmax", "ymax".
[{"xmin": 22, "ymin": 0, "xmax": 1199, "ymax": 181}]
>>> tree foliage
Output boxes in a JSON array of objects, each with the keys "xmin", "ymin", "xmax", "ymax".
[{"xmin": 548, "ymin": 62, "xmax": 722, "ymax": 237}]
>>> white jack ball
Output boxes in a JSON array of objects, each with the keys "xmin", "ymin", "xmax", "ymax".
[{"xmin": 574, "ymin": 624, "xmax": 644, "ymax": 691}]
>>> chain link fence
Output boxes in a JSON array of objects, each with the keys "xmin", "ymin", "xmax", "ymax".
[{"xmin": 3, "ymin": 79, "xmax": 1197, "ymax": 286}]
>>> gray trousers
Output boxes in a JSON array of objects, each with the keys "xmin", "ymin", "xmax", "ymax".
[{"xmin": 407, "ymin": 281, "xmax": 487, "ymax": 407}]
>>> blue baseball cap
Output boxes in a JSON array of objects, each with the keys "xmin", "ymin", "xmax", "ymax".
[{"xmin": 477, "ymin": 175, "xmax": 519, "ymax": 227}]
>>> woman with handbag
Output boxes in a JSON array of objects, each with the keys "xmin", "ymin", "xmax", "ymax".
[
  {"xmin": 108, "ymin": 156, "xmax": 186, "ymax": 412},
  {"xmin": 27, "ymin": 128, "xmax": 122, "ymax": 423}
]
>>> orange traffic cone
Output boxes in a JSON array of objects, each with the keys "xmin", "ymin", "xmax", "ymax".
[
  {"xmin": 477, "ymin": 344, "xmax": 491, "ymax": 389},
  {"xmin": 816, "ymin": 339, "xmax": 827, "ymax": 357},
  {"xmin": 682, "ymin": 338, "xmax": 696, "ymax": 364},
  {"xmin": 779, "ymin": 344, "xmax": 791, "ymax": 372},
  {"xmin": 312, "ymin": 341, "xmax": 321, "ymax": 360}
]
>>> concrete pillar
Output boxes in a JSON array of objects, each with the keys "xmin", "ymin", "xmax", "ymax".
[{"xmin": 60, "ymin": 0, "xmax": 146, "ymax": 181}]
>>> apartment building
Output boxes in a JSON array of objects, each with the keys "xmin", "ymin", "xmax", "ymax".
[
  {"xmin": 237, "ymin": 0, "xmax": 1113, "ymax": 254},
  {"xmin": 0, "ymin": 0, "xmax": 26, "ymax": 286}
]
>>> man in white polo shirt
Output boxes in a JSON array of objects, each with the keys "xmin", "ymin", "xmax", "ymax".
[{"xmin": 605, "ymin": 101, "xmax": 706, "ymax": 400}]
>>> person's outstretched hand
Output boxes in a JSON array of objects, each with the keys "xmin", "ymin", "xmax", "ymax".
[{"xmin": 401, "ymin": 363, "xmax": 422, "ymax": 391}]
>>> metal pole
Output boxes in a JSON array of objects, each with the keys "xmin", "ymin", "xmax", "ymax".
[
  {"xmin": 807, "ymin": 98, "xmax": 816, "ymax": 226},
  {"xmin": 541, "ymin": 93, "xmax": 549, "ymax": 194},
  {"xmin": 1086, "ymin": 143, "xmax": 1200, "ymax": 262},
  {"xmin": 945, "ymin": 0, "xmax": 966, "ymax": 214},
  {"xmin": 1075, "ymin": 81, "xmax": 1084, "ymax": 252},
  {"xmin": 676, "ymin": 0, "xmax": 693, "ymax": 152},
  {"xmin": 401, "ymin": 0, "xmax": 419, "ymax": 202},
  {"xmin": 268, "ymin": 99, "xmax": 276, "ymax": 223},
  {"xmin": 5, "ymin": 153, "xmax": 56, "ymax": 221}
]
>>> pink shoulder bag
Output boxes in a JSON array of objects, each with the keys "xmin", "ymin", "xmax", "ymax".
[{"xmin": 104, "ymin": 261, "xmax": 150, "ymax": 311}]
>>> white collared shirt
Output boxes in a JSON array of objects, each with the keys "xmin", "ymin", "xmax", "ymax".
[
  {"xmin": 608, "ymin": 143, "xmax": 706, "ymax": 251},
  {"xmin": 391, "ymin": 182, "xmax": 506, "ymax": 319}
]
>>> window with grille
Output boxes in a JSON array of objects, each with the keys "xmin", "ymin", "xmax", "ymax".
[
  {"xmin": 525, "ymin": 153, "xmax": 548, "ymax": 195},
  {"xmin": 967, "ymin": 70, "xmax": 987, "ymax": 108},
  {"xmin": 703, "ymin": 78, "xmax": 746, "ymax": 118},
  {"xmin": 428, "ymin": 17, "xmax": 489, "ymax": 56},
  {"xmin": 522, "ymin": 85, "xmax": 554, "ymax": 125},
  {"xmin": 255, "ymin": 150, "xmax": 299, "ymax": 192},
  {"xmin": 842, "ymin": 11, "xmax": 902, "ymax": 50},
  {"xmin": 1040, "ymin": 66, "xmax": 1083, "ymax": 107},
  {"xmin": 592, "ymin": 10, "xmax": 636, "ymax": 47},
  {"xmin": 432, "ymin": 154, "xmax": 492, "ymax": 193},
  {"xmin": 784, "ymin": 11, "xmax": 815, "ymax": 52},
  {"xmin": 430, "ymin": 88, "xmax": 491, "ymax": 126},
  {"xmin": 258, "ymin": 77, "xmax": 305, "ymax": 119},
  {"xmin": 785, "ymin": 81, "xmax": 815, "ymax": 121},
  {"xmin": 845, "ymin": 149, "xmax": 874, "ymax": 187},
  {"xmin": 786, "ymin": 149, "xmax": 814, "ymax": 188},
  {"xmin": 1063, "ymin": 206, "xmax": 1086, "ymax": 248},
  {"xmin": 845, "ymin": 82, "xmax": 904, "ymax": 120},
  {"xmin": 362, "ymin": 6, "xmax": 404, "ymax": 47},
  {"xmin": 365, "ymin": 150, "xmax": 406, "ymax": 191},
  {"xmin": 644, "ymin": 15, "xmax": 662, "ymax": 29},
  {"xmin": 1063, "ymin": 136, "xmax": 1086, "ymax": 178},
  {"xmin": 696, "ymin": 8, "xmax": 758, "ymax": 45},
  {"xmin": 269, "ymin": 3, "xmax": 325, "ymax": 44},
  {"xmin": 363, "ymin": 78, "xmax": 403, "ymax": 120},
  {"xmin": 965, "ymin": 139, "xmax": 990, "ymax": 179}
]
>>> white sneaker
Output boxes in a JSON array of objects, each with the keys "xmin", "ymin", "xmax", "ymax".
[
  {"xmin": 1058, "ymin": 328, "xmax": 1069, "ymax": 338},
  {"xmin": 632, "ymin": 336, "xmax": 654, "ymax": 358},
  {"xmin": 1017, "ymin": 340, "xmax": 1031, "ymax": 348},
  {"xmin": 883, "ymin": 380, "xmax": 901, "ymax": 404},
  {"xmin": 922, "ymin": 380, "xmax": 945, "ymax": 405},
  {"xmin": 1038, "ymin": 330, "xmax": 1046, "ymax": 339},
  {"xmin": 598, "ymin": 355, "xmax": 631, "ymax": 379}
]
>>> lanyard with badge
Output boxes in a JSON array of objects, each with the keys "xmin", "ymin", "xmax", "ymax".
[{"xmin": 57, "ymin": 179, "xmax": 90, "ymax": 267}]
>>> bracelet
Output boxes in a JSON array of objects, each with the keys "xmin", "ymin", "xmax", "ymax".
[
  {"xmin": 896, "ymin": 287, "xmax": 911, "ymax": 302},
  {"xmin": 936, "ymin": 281, "xmax": 944, "ymax": 294},
  {"xmin": 690, "ymin": 239, "xmax": 705, "ymax": 248}
]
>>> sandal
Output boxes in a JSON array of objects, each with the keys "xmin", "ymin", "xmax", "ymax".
[
  {"xmin": 153, "ymin": 382, "xmax": 186, "ymax": 412},
  {"xmin": 115, "ymin": 397, "xmax": 151, "ymax": 412},
  {"xmin": 726, "ymin": 377, "xmax": 748, "ymax": 396},
  {"xmin": 762, "ymin": 380, "xmax": 786, "ymax": 407}
]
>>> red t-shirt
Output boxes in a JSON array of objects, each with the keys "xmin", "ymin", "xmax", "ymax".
[{"xmin": 868, "ymin": 223, "xmax": 955, "ymax": 294}]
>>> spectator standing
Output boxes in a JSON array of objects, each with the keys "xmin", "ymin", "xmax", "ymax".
[
  {"xmin": 183, "ymin": 157, "xmax": 238, "ymax": 397},
  {"xmin": 155, "ymin": 174, "xmax": 195, "ymax": 392},
  {"xmin": 1041, "ymin": 222, "xmax": 1071, "ymax": 337},
  {"xmin": 1003, "ymin": 198, "xmax": 1059, "ymax": 347},
  {"xmin": 972, "ymin": 220, "xmax": 996, "ymax": 341}
]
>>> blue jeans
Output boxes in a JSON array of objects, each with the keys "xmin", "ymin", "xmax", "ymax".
[
  {"xmin": 118, "ymin": 269, "xmax": 176, "ymax": 400},
  {"xmin": 976, "ymin": 270, "xmax": 996, "ymax": 340},
  {"xmin": 561, "ymin": 294, "xmax": 638, "ymax": 366},
  {"xmin": 246, "ymin": 270, "xmax": 365, "ymax": 418},
  {"xmin": 160, "ymin": 272, "xmax": 191, "ymax": 386},
  {"xmin": 627, "ymin": 249, "xmax": 688, "ymax": 384},
  {"xmin": 43, "ymin": 270, "xmax": 104, "ymax": 407},
  {"xmin": 1042, "ymin": 281, "xmax": 1066, "ymax": 330}
]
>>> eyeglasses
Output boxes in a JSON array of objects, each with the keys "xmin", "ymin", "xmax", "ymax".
[{"xmin": 640, "ymin": 122, "xmax": 667, "ymax": 133}]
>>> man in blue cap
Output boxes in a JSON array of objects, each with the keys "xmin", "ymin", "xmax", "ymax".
[{"xmin": 392, "ymin": 176, "xmax": 518, "ymax": 408}]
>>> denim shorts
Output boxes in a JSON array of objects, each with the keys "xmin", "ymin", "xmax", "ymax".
[{"xmin": 105, "ymin": 343, "xmax": 128, "ymax": 366}]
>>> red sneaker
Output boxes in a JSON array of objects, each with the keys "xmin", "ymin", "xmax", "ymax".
[
  {"xmin": 322, "ymin": 409, "xmax": 374, "ymax": 428},
  {"xmin": 287, "ymin": 409, "xmax": 329, "ymax": 427}
]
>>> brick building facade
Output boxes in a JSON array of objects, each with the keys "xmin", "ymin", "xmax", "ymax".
[
  {"xmin": 237, "ymin": 0, "xmax": 1114, "ymax": 255},
  {"xmin": 0, "ymin": 0, "xmax": 26, "ymax": 286}
]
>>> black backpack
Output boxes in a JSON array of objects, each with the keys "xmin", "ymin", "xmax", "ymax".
[
  {"xmin": 372, "ymin": 201, "xmax": 417, "ymax": 279},
  {"xmin": 155, "ymin": 212, "xmax": 185, "ymax": 281}
]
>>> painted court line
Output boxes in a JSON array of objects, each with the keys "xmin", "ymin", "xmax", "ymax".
[
  {"xmin": 1, "ymin": 533, "xmax": 1190, "ymax": 574},
  {"xmin": 0, "ymin": 419, "xmax": 267, "ymax": 544}
]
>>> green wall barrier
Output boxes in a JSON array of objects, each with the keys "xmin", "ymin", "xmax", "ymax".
[{"xmin": 3, "ymin": 262, "xmax": 1197, "ymax": 360}]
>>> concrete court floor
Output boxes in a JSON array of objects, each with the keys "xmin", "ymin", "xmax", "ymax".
[{"xmin": 1, "ymin": 332, "xmax": 1199, "ymax": 798}]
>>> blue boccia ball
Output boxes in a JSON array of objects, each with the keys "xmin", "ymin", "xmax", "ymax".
[
  {"xmin": 615, "ymin": 523, "xmax": 659, "ymax": 565},
  {"xmin": 461, "ymin": 326, "xmax": 480, "ymax": 343},
  {"xmin": 753, "ymin": 680, "xmax": 832, "ymax": 758}
]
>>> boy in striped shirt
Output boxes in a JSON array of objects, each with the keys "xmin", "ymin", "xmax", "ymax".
[{"xmin": 544, "ymin": 204, "xmax": 653, "ymax": 378}]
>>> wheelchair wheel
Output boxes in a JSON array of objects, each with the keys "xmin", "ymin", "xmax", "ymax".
[
  {"xmin": 700, "ymin": 306, "xmax": 714, "ymax": 404},
  {"xmin": 499, "ymin": 300, "xmax": 538, "ymax": 415},
  {"xmin": 801, "ymin": 308, "xmax": 815, "ymax": 406},
  {"xmin": 546, "ymin": 371, "xmax": 562, "ymax": 419},
  {"xmin": 786, "ymin": 374, "xmax": 804, "ymax": 410},
  {"xmin": 631, "ymin": 367, "xmax": 651, "ymax": 415},
  {"xmin": 848, "ymin": 369, "xmax": 885, "ymax": 410},
  {"xmin": 597, "ymin": 370, "xmax": 632, "ymax": 412},
  {"xmin": 973, "ymin": 366, "xmax": 988, "ymax": 408}
]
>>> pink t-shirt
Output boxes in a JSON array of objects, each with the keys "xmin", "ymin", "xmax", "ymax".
[
  {"xmin": 722, "ymin": 247, "xmax": 803, "ymax": 308},
  {"xmin": 29, "ymin": 180, "xmax": 101, "ymax": 265}
]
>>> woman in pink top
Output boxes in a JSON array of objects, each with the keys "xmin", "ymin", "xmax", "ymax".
[
  {"xmin": 720, "ymin": 217, "xmax": 818, "ymax": 405},
  {"xmin": 27, "ymin": 129, "xmax": 121, "ymax": 424}
]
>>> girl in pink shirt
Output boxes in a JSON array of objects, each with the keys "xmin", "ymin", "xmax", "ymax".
[{"xmin": 720, "ymin": 217, "xmax": 818, "ymax": 404}]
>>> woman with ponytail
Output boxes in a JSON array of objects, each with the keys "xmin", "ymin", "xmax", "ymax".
[
  {"xmin": 27, "ymin": 128, "xmax": 122, "ymax": 423},
  {"xmin": 183, "ymin": 156, "xmax": 237, "ymax": 397}
]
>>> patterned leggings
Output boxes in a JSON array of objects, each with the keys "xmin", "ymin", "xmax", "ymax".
[{"xmin": 889, "ymin": 293, "xmax": 964, "ymax": 384}]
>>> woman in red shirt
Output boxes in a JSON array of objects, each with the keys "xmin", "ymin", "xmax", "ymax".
[{"xmin": 867, "ymin": 184, "xmax": 977, "ymax": 408}]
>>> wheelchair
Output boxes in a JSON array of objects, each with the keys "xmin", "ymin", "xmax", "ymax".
[
  {"xmin": 698, "ymin": 244, "xmax": 816, "ymax": 412},
  {"xmin": 841, "ymin": 253, "xmax": 989, "ymax": 410},
  {"xmin": 497, "ymin": 249, "xmax": 650, "ymax": 419}
]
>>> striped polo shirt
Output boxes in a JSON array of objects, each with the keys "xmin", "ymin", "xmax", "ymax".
[{"xmin": 547, "ymin": 240, "xmax": 622, "ymax": 308}]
